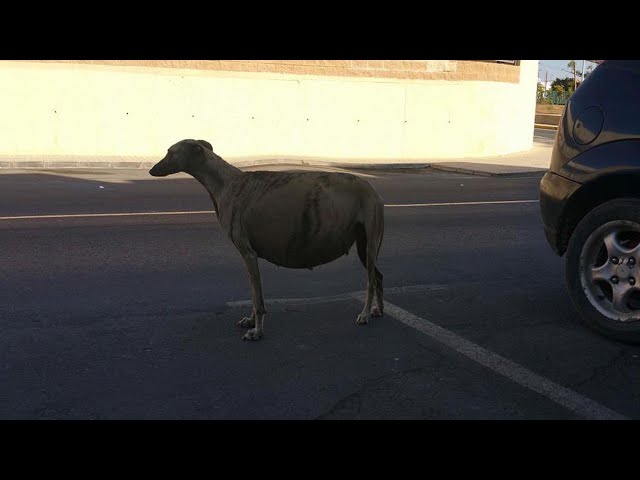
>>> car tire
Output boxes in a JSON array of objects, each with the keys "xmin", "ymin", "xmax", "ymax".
[{"xmin": 566, "ymin": 198, "xmax": 640, "ymax": 343}]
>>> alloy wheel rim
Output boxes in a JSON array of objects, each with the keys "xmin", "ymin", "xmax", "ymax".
[{"xmin": 579, "ymin": 220, "xmax": 640, "ymax": 322}]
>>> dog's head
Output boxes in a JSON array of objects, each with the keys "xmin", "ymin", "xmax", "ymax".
[{"xmin": 149, "ymin": 139, "xmax": 214, "ymax": 177}]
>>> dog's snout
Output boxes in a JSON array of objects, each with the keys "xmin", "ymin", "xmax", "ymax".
[{"xmin": 149, "ymin": 162, "xmax": 167, "ymax": 177}]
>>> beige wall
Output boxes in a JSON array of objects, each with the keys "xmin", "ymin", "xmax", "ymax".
[{"xmin": 0, "ymin": 60, "xmax": 538, "ymax": 163}]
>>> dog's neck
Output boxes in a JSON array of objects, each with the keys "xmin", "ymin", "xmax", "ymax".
[{"xmin": 189, "ymin": 152, "xmax": 242, "ymax": 208}]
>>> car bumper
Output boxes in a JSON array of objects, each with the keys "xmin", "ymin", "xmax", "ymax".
[{"xmin": 539, "ymin": 171, "xmax": 582, "ymax": 256}]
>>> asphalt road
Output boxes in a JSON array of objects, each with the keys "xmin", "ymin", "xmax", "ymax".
[{"xmin": 2, "ymin": 143, "xmax": 640, "ymax": 420}]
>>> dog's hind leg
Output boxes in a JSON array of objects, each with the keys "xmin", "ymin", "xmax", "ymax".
[
  {"xmin": 356, "ymin": 229, "xmax": 383, "ymax": 318},
  {"xmin": 355, "ymin": 202, "xmax": 384, "ymax": 324},
  {"xmin": 372, "ymin": 267, "xmax": 383, "ymax": 317},
  {"xmin": 238, "ymin": 251, "xmax": 266, "ymax": 341},
  {"xmin": 372, "ymin": 202, "xmax": 384, "ymax": 317}
]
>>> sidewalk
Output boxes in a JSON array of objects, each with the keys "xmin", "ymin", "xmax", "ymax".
[
  {"xmin": 0, "ymin": 142, "xmax": 553, "ymax": 177},
  {"xmin": 427, "ymin": 142, "xmax": 552, "ymax": 176}
]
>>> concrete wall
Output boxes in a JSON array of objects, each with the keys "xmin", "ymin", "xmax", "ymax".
[
  {"xmin": 534, "ymin": 113, "xmax": 562, "ymax": 126},
  {"xmin": 536, "ymin": 104, "xmax": 564, "ymax": 115},
  {"xmin": 0, "ymin": 60, "xmax": 538, "ymax": 164}
]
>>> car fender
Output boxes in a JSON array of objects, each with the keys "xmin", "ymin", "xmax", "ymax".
[{"xmin": 560, "ymin": 139, "xmax": 640, "ymax": 183}]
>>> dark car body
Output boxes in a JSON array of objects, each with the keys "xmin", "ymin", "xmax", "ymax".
[{"xmin": 539, "ymin": 60, "xmax": 640, "ymax": 256}]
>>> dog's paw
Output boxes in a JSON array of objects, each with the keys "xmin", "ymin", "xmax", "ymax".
[
  {"xmin": 355, "ymin": 313, "xmax": 370, "ymax": 325},
  {"xmin": 242, "ymin": 328, "xmax": 263, "ymax": 341},
  {"xmin": 371, "ymin": 306, "xmax": 383, "ymax": 317},
  {"xmin": 237, "ymin": 317, "xmax": 255, "ymax": 328}
]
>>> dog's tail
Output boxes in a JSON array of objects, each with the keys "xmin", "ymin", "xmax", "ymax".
[{"xmin": 375, "ymin": 199, "xmax": 384, "ymax": 259}]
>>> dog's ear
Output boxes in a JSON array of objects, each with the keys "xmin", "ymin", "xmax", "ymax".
[{"xmin": 196, "ymin": 140, "xmax": 213, "ymax": 151}]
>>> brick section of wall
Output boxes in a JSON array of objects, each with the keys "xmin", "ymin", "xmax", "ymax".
[{"xmin": 37, "ymin": 60, "xmax": 520, "ymax": 83}]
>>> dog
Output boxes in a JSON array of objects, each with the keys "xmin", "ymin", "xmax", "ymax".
[{"xmin": 150, "ymin": 139, "xmax": 385, "ymax": 341}]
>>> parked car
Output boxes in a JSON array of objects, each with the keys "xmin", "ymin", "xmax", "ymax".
[{"xmin": 539, "ymin": 60, "xmax": 640, "ymax": 343}]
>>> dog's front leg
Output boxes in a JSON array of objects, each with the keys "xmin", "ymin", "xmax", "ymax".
[{"xmin": 239, "ymin": 251, "xmax": 266, "ymax": 341}]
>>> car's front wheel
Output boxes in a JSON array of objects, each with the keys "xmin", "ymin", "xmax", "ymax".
[{"xmin": 566, "ymin": 198, "xmax": 640, "ymax": 343}]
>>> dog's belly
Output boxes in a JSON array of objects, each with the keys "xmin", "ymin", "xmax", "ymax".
[
  {"xmin": 239, "ymin": 171, "xmax": 372, "ymax": 268},
  {"xmin": 257, "ymin": 234, "xmax": 356, "ymax": 269},
  {"xmin": 246, "ymin": 208, "xmax": 359, "ymax": 269}
]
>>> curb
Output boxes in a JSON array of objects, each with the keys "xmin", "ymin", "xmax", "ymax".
[
  {"xmin": 0, "ymin": 158, "xmax": 549, "ymax": 178},
  {"xmin": 534, "ymin": 123, "xmax": 558, "ymax": 130},
  {"xmin": 233, "ymin": 158, "xmax": 433, "ymax": 171},
  {"xmin": 429, "ymin": 164, "xmax": 547, "ymax": 177},
  {"xmin": 0, "ymin": 158, "xmax": 435, "ymax": 171},
  {"xmin": 0, "ymin": 160, "xmax": 156, "ymax": 170}
]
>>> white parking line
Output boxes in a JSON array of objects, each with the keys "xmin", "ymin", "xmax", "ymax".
[
  {"xmin": 0, "ymin": 210, "xmax": 216, "ymax": 221},
  {"xmin": 226, "ymin": 283, "xmax": 447, "ymax": 308},
  {"xmin": 0, "ymin": 200, "xmax": 539, "ymax": 221},
  {"xmin": 228, "ymin": 286, "xmax": 628, "ymax": 420},
  {"xmin": 385, "ymin": 200, "xmax": 538, "ymax": 207},
  {"xmin": 369, "ymin": 299, "xmax": 628, "ymax": 421}
]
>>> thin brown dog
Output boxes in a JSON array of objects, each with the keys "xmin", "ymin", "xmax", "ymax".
[{"xmin": 150, "ymin": 139, "xmax": 385, "ymax": 341}]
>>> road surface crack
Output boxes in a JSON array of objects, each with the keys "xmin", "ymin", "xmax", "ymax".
[{"xmin": 315, "ymin": 365, "xmax": 433, "ymax": 419}]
